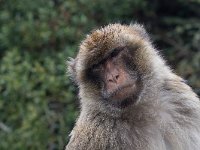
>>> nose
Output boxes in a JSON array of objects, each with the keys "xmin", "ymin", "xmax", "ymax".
[
  {"xmin": 107, "ymin": 71, "xmax": 120, "ymax": 83},
  {"xmin": 104, "ymin": 60, "xmax": 121, "ymax": 84}
]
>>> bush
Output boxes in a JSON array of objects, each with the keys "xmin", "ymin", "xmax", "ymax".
[{"xmin": 0, "ymin": 48, "xmax": 77, "ymax": 149}]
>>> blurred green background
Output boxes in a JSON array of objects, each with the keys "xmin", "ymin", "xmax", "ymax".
[{"xmin": 0, "ymin": 0, "xmax": 199, "ymax": 149}]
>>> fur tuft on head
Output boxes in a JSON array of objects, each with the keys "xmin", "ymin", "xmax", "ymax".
[{"xmin": 129, "ymin": 23, "xmax": 150, "ymax": 41}]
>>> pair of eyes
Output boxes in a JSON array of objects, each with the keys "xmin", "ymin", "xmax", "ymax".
[
  {"xmin": 90, "ymin": 52, "xmax": 123, "ymax": 75},
  {"xmin": 91, "ymin": 47, "xmax": 127, "ymax": 72}
]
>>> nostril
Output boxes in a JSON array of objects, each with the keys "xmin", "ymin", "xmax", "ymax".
[
  {"xmin": 107, "ymin": 74, "xmax": 119, "ymax": 83},
  {"xmin": 116, "ymin": 75, "xmax": 119, "ymax": 80},
  {"xmin": 108, "ymin": 79, "xmax": 113, "ymax": 82}
]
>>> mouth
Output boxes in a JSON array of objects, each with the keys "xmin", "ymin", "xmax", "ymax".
[{"xmin": 102, "ymin": 83, "xmax": 136, "ymax": 101}]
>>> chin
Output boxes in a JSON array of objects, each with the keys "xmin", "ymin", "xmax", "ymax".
[
  {"xmin": 105, "ymin": 94, "xmax": 138, "ymax": 108},
  {"xmin": 103, "ymin": 85, "xmax": 139, "ymax": 108}
]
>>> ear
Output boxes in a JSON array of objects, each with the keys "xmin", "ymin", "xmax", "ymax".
[
  {"xmin": 67, "ymin": 57, "xmax": 77, "ymax": 83},
  {"xmin": 129, "ymin": 23, "xmax": 150, "ymax": 41}
]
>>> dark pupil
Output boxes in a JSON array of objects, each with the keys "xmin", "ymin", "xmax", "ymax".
[
  {"xmin": 110, "ymin": 47, "xmax": 122, "ymax": 58},
  {"xmin": 86, "ymin": 64, "xmax": 102, "ymax": 83}
]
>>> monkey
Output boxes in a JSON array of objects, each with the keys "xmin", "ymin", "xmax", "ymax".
[{"xmin": 65, "ymin": 23, "xmax": 200, "ymax": 150}]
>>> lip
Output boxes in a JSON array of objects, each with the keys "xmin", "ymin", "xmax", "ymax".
[{"xmin": 103, "ymin": 83, "xmax": 135, "ymax": 100}]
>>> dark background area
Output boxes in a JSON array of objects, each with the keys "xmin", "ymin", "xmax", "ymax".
[{"xmin": 0, "ymin": 0, "xmax": 199, "ymax": 149}]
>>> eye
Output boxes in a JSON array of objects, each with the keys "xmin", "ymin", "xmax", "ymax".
[
  {"xmin": 110, "ymin": 46, "xmax": 125, "ymax": 58},
  {"xmin": 87, "ymin": 63, "xmax": 103, "ymax": 77},
  {"xmin": 92, "ymin": 64, "xmax": 102, "ymax": 74},
  {"xmin": 86, "ymin": 64, "xmax": 103, "ymax": 84},
  {"xmin": 123, "ymin": 56, "xmax": 137, "ymax": 71},
  {"xmin": 110, "ymin": 50, "xmax": 120, "ymax": 58}
]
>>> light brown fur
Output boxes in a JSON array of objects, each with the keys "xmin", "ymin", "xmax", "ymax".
[{"xmin": 66, "ymin": 23, "xmax": 200, "ymax": 150}]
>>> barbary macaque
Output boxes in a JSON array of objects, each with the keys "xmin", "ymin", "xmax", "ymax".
[{"xmin": 66, "ymin": 23, "xmax": 200, "ymax": 150}]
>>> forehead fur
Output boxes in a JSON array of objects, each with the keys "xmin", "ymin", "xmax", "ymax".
[
  {"xmin": 73, "ymin": 23, "xmax": 161, "ymax": 83},
  {"xmin": 77, "ymin": 24, "xmax": 151, "ymax": 69}
]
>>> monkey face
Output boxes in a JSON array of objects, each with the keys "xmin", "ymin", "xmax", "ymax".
[
  {"xmin": 68, "ymin": 24, "xmax": 153, "ymax": 108},
  {"xmin": 86, "ymin": 47, "xmax": 142, "ymax": 107}
]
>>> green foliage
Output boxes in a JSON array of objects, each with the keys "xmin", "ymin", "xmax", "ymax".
[
  {"xmin": 0, "ymin": 48, "xmax": 77, "ymax": 149},
  {"xmin": 0, "ymin": 0, "xmax": 199, "ymax": 149}
]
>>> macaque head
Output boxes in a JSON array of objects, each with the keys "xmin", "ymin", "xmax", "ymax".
[
  {"xmin": 68, "ymin": 23, "xmax": 156, "ymax": 108},
  {"xmin": 86, "ymin": 46, "xmax": 142, "ymax": 106}
]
